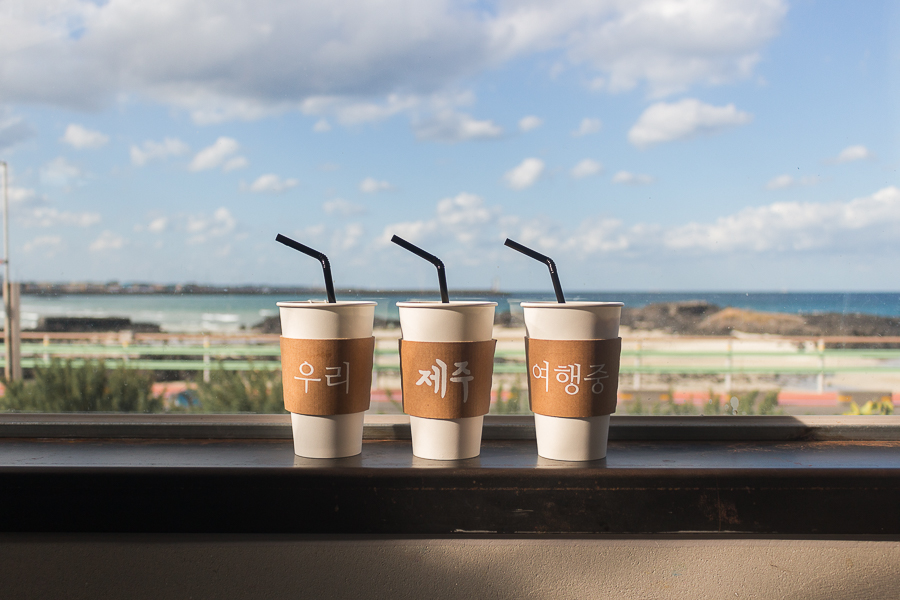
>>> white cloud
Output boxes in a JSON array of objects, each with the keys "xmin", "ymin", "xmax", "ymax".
[
  {"xmin": 359, "ymin": 177, "xmax": 394, "ymax": 193},
  {"xmin": 379, "ymin": 193, "xmax": 634, "ymax": 267},
  {"xmin": 664, "ymin": 186, "xmax": 900, "ymax": 253},
  {"xmin": 612, "ymin": 171, "xmax": 654, "ymax": 185},
  {"xmin": 518, "ymin": 115, "xmax": 543, "ymax": 132},
  {"xmin": 186, "ymin": 216, "xmax": 206, "ymax": 234},
  {"xmin": 508, "ymin": 215, "xmax": 633, "ymax": 256},
  {"xmin": 20, "ymin": 207, "xmax": 101, "ymax": 228},
  {"xmin": 334, "ymin": 223, "xmax": 365, "ymax": 251},
  {"xmin": 381, "ymin": 192, "xmax": 495, "ymax": 246},
  {"xmin": 0, "ymin": 113, "xmax": 36, "ymax": 152},
  {"xmin": 572, "ymin": 118, "xmax": 602, "ymax": 137},
  {"xmin": 506, "ymin": 186, "xmax": 900, "ymax": 258},
  {"xmin": 384, "ymin": 220, "xmax": 436, "ymax": 245},
  {"xmin": 766, "ymin": 174, "xmax": 819, "ymax": 190},
  {"xmin": 437, "ymin": 192, "xmax": 493, "ymax": 226},
  {"xmin": 189, "ymin": 137, "xmax": 240, "ymax": 172},
  {"xmin": 89, "ymin": 230, "xmax": 125, "ymax": 252},
  {"xmin": 0, "ymin": 1, "xmax": 784, "ymax": 115},
  {"xmin": 374, "ymin": 185, "xmax": 900, "ymax": 273},
  {"xmin": 377, "ymin": 193, "xmax": 629, "ymax": 262},
  {"xmin": 301, "ymin": 94, "xmax": 422, "ymax": 126},
  {"xmin": 296, "ymin": 224, "xmax": 326, "ymax": 243},
  {"xmin": 8, "ymin": 186, "xmax": 39, "ymax": 205},
  {"xmin": 23, "ymin": 235, "xmax": 62, "ymax": 254},
  {"xmin": 571, "ymin": 159, "xmax": 604, "ymax": 179},
  {"xmin": 186, "ymin": 100, "xmax": 289, "ymax": 126},
  {"xmin": 39, "ymin": 157, "xmax": 82, "ymax": 186},
  {"xmin": 130, "ymin": 137, "xmax": 190, "ymax": 166},
  {"xmin": 490, "ymin": 1, "xmax": 786, "ymax": 98},
  {"xmin": 413, "ymin": 110, "xmax": 503, "ymax": 142},
  {"xmin": 313, "ymin": 119, "xmax": 331, "ymax": 132},
  {"xmin": 212, "ymin": 208, "xmax": 237, "ymax": 232},
  {"xmin": 245, "ymin": 174, "xmax": 298, "ymax": 193},
  {"xmin": 222, "ymin": 156, "xmax": 249, "ymax": 172},
  {"xmin": 147, "ymin": 217, "xmax": 168, "ymax": 233},
  {"xmin": 628, "ymin": 99, "xmax": 752, "ymax": 148},
  {"xmin": 833, "ymin": 145, "xmax": 875, "ymax": 163},
  {"xmin": 0, "ymin": 1, "xmax": 784, "ymax": 141},
  {"xmin": 765, "ymin": 174, "xmax": 793, "ymax": 190},
  {"xmin": 185, "ymin": 207, "xmax": 237, "ymax": 244},
  {"xmin": 323, "ymin": 198, "xmax": 365, "ymax": 216},
  {"xmin": 504, "ymin": 158, "xmax": 545, "ymax": 190},
  {"xmin": 60, "ymin": 124, "xmax": 109, "ymax": 149}
]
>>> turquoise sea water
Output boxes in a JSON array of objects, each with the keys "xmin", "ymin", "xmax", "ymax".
[{"xmin": 18, "ymin": 292, "xmax": 900, "ymax": 333}]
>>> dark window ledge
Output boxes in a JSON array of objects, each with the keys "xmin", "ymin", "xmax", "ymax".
[
  {"xmin": 1, "ymin": 415, "xmax": 899, "ymax": 536},
  {"xmin": 2, "ymin": 413, "xmax": 899, "ymax": 441}
]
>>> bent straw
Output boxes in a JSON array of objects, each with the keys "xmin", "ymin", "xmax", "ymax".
[
  {"xmin": 504, "ymin": 238, "xmax": 565, "ymax": 303},
  {"xmin": 275, "ymin": 234, "xmax": 336, "ymax": 303},
  {"xmin": 390, "ymin": 235, "xmax": 450, "ymax": 303}
]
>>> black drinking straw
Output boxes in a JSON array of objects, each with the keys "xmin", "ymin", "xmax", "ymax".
[
  {"xmin": 504, "ymin": 238, "xmax": 565, "ymax": 303},
  {"xmin": 275, "ymin": 234, "xmax": 336, "ymax": 303},
  {"xmin": 390, "ymin": 235, "xmax": 450, "ymax": 303}
]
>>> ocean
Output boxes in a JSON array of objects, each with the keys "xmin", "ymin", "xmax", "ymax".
[{"xmin": 18, "ymin": 291, "xmax": 900, "ymax": 333}]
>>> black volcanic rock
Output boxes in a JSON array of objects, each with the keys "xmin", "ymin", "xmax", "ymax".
[
  {"xmin": 252, "ymin": 315, "xmax": 401, "ymax": 334},
  {"xmin": 620, "ymin": 301, "xmax": 719, "ymax": 334},
  {"xmin": 804, "ymin": 312, "xmax": 900, "ymax": 339},
  {"xmin": 254, "ymin": 316, "xmax": 281, "ymax": 334},
  {"xmin": 35, "ymin": 317, "xmax": 161, "ymax": 333},
  {"xmin": 621, "ymin": 301, "xmax": 900, "ymax": 344}
]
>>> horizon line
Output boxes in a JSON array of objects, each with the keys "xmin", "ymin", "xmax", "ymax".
[{"xmin": 13, "ymin": 282, "xmax": 900, "ymax": 295}]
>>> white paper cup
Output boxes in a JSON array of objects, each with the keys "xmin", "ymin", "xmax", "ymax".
[
  {"xmin": 277, "ymin": 300, "xmax": 376, "ymax": 458},
  {"xmin": 521, "ymin": 301, "xmax": 623, "ymax": 462},
  {"xmin": 398, "ymin": 301, "xmax": 497, "ymax": 460}
]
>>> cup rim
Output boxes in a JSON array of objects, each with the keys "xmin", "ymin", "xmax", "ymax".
[
  {"xmin": 519, "ymin": 301, "xmax": 624, "ymax": 308},
  {"xmin": 396, "ymin": 301, "xmax": 498, "ymax": 308},
  {"xmin": 276, "ymin": 300, "xmax": 377, "ymax": 308}
]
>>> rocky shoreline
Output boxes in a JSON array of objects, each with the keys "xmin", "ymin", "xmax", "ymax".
[
  {"xmin": 619, "ymin": 301, "xmax": 900, "ymax": 338},
  {"xmin": 23, "ymin": 302, "xmax": 900, "ymax": 341},
  {"xmin": 254, "ymin": 301, "xmax": 900, "ymax": 342}
]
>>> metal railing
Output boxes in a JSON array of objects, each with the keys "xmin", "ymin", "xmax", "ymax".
[{"xmin": 4, "ymin": 332, "xmax": 900, "ymax": 393}]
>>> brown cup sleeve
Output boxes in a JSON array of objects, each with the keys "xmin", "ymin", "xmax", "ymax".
[
  {"xmin": 525, "ymin": 337, "xmax": 622, "ymax": 417},
  {"xmin": 399, "ymin": 339, "xmax": 497, "ymax": 419},
  {"xmin": 280, "ymin": 337, "xmax": 375, "ymax": 415}
]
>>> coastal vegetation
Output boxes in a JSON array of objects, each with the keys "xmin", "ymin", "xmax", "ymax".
[
  {"xmin": 0, "ymin": 360, "xmax": 163, "ymax": 413},
  {"xmin": 844, "ymin": 398, "xmax": 894, "ymax": 415},
  {"xmin": 492, "ymin": 381, "xmax": 528, "ymax": 414},
  {"xmin": 624, "ymin": 389, "xmax": 781, "ymax": 416},
  {"xmin": 193, "ymin": 366, "xmax": 285, "ymax": 414},
  {"xmin": 0, "ymin": 360, "xmax": 285, "ymax": 414}
]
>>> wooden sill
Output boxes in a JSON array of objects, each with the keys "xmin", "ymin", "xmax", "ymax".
[{"xmin": 1, "ymin": 417, "xmax": 899, "ymax": 535}]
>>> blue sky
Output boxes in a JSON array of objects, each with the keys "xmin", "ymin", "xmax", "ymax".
[{"xmin": 0, "ymin": 0, "xmax": 898, "ymax": 292}]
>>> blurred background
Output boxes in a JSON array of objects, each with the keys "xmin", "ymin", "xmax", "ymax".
[{"xmin": 0, "ymin": 0, "xmax": 898, "ymax": 415}]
